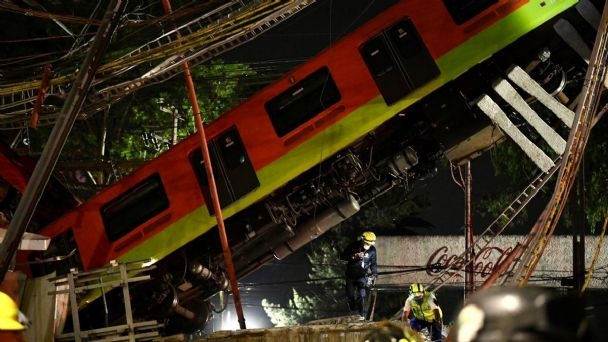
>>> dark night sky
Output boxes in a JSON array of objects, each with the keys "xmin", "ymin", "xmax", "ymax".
[
  {"xmin": 222, "ymin": 0, "xmax": 397, "ymax": 65},
  {"xmin": 412, "ymin": 152, "xmax": 546, "ymax": 236}
]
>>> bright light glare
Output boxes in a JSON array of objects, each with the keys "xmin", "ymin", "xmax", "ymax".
[
  {"xmin": 221, "ymin": 311, "xmax": 240, "ymax": 331},
  {"xmin": 500, "ymin": 294, "xmax": 522, "ymax": 312},
  {"xmin": 220, "ymin": 309, "xmax": 266, "ymax": 331}
]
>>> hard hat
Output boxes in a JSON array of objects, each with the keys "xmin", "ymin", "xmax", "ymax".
[
  {"xmin": 0, "ymin": 291, "xmax": 25, "ymax": 331},
  {"xmin": 447, "ymin": 287, "xmax": 590, "ymax": 342},
  {"xmin": 361, "ymin": 231, "xmax": 376, "ymax": 245},
  {"xmin": 409, "ymin": 283, "xmax": 425, "ymax": 296}
]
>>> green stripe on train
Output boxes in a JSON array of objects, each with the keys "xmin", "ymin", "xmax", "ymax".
[{"xmin": 120, "ymin": 0, "xmax": 576, "ymax": 264}]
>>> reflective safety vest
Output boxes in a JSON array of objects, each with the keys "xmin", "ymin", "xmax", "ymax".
[{"xmin": 408, "ymin": 292, "xmax": 443, "ymax": 322}]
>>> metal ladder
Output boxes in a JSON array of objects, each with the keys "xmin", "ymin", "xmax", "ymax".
[
  {"xmin": 502, "ymin": 1, "xmax": 608, "ymax": 287},
  {"xmin": 50, "ymin": 260, "xmax": 159, "ymax": 342},
  {"xmin": 427, "ymin": 156, "xmax": 562, "ymax": 291},
  {"xmin": 88, "ymin": 0, "xmax": 316, "ymax": 111}
]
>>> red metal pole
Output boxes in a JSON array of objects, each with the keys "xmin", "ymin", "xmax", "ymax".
[
  {"xmin": 31, "ymin": 64, "xmax": 52, "ymax": 128},
  {"xmin": 479, "ymin": 243, "xmax": 522, "ymax": 289},
  {"xmin": 160, "ymin": 0, "xmax": 247, "ymax": 329}
]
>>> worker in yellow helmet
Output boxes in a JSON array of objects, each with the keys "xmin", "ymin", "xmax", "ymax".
[
  {"xmin": 403, "ymin": 283, "xmax": 444, "ymax": 342},
  {"xmin": 0, "ymin": 291, "xmax": 25, "ymax": 331},
  {"xmin": 0, "ymin": 291, "xmax": 26, "ymax": 342},
  {"xmin": 340, "ymin": 231, "xmax": 378, "ymax": 319}
]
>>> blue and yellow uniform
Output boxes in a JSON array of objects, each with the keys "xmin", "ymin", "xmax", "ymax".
[
  {"xmin": 340, "ymin": 231, "xmax": 378, "ymax": 318},
  {"xmin": 403, "ymin": 283, "xmax": 443, "ymax": 342}
]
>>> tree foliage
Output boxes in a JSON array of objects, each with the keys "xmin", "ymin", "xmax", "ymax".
[
  {"xmin": 28, "ymin": 59, "xmax": 255, "ymax": 195},
  {"xmin": 478, "ymin": 112, "xmax": 608, "ymax": 233},
  {"xmin": 354, "ymin": 185, "xmax": 431, "ymax": 233},
  {"xmin": 262, "ymin": 288, "xmax": 320, "ymax": 327},
  {"xmin": 108, "ymin": 59, "xmax": 255, "ymax": 162},
  {"xmin": 261, "ymin": 230, "xmax": 348, "ymax": 326},
  {"xmin": 582, "ymin": 119, "xmax": 608, "ymax": 228}
]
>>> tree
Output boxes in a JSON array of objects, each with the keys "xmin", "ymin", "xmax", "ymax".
[
  {"xmin": 28, "ymin": 59, "xmax": 256, "ymax": 198},
  {"xmin": 261, "ymin": 229, "xmax": 348, "ymax": 326},
  {"xmin": 262, "ymin": 288, "xmax": 318, "ymax": 327}
]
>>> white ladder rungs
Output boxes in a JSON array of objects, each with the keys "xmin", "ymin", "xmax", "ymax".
[{"xmin": 476, "ymin": 95, "xmax": 554, "ymax": 173}]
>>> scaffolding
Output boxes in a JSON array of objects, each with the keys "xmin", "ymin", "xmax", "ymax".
[{"xmin": 49, "ymin": 260, "xmax": 161, "ymax": 342}]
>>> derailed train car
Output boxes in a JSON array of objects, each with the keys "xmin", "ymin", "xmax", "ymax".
[{"xmin": 17, "ymin": 0, "xmax": 597, "ymax": 335}]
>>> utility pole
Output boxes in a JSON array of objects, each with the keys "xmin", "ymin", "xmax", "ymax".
[
  {"xmin": 464, "ymin": 160, "xmax": 475, "ymax": 299},
  {"xmin": 161, "ymin": 0, "xmax": 247, "ymax": 330},
  {"xmin": 572, "ymin": 163, "xmax": 586, "ymax": 291}
]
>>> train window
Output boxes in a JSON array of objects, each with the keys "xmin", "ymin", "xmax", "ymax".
[
  {"xmin": 101, "ymin": 173, "xmax": 169, "ymax": 242},
  {"xmin": 360, "ymin": 17, "xmax": 440, "ymax": 105},
  {"xmin": 442, "ymin": 0, "xmax": 498, "ymax": 25},
  {"xmin": 265, "ymin": 67, "xmax": 341, "ymax": 137},
  {"xmin": 189, "ymin": 126, "xmax": 259, "ymax": 215}
]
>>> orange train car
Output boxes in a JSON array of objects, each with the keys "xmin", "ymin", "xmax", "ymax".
[
  {"xmin": 22, "ymin": 0, "xmax": 579, "ymax": 272},
  {"xmin": 16, "ymin": 0, "xmax": 594, "ymax": 334}
]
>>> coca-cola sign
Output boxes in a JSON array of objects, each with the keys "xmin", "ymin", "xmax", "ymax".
[
  {"xmin": 426, "ymin": 245, "xmax": 515, "ymax": 278},
  {"xmin": 377, "ymin": 236, "xmax": 607, "ymax": 288}
]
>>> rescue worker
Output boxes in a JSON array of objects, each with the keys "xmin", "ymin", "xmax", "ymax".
[
  {"xmin": 446, "ymin": 286, "xmax": 594, "ymax": 342},
  {"xmin": 340, "ymin": 231, "xmax": 378, "ymax": 318},
  {"xmin": 403, "ymin": 283, "xmax": 444, "ymax": 342},
  {"xmin": 0, "ymin": 291, "xmax": 26, "ymax": 342}
]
